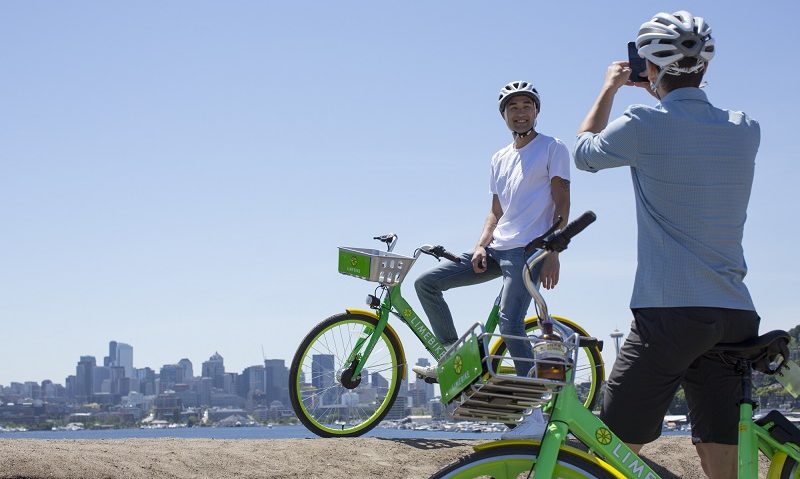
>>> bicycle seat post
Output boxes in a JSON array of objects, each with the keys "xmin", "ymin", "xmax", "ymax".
[{"xmin": 734, "ymin": 357, "xmax": 757, "ymax": 409}]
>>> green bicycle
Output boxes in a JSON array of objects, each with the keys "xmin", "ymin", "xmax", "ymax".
[
  {"xmin": 288, "ymin": 218, "xmax": 605, "ymax": 438},
  {"xmin": 430, "ymin": 212, "xmax": 800, "ymax": 478}
]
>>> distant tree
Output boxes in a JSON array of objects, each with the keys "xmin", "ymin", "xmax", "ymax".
[{"xmin": 668, "ymin": 387, "xmax": 688, "ymax": 415}]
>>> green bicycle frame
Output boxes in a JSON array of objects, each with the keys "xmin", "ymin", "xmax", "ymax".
[
  {"xmin": 510, "ymin": 376, "xmax": 800, "ymax": 478},
  {"xmin": 738, "ymin": 401, "xmax": 800, "ymax": 478},
  {"xmin": 532, "ymin": 382, "xmax": 662, "ymax": 478},
  {"xmin": 739, "ymin": 400, "xmax": 759, "ymax": 477},
  {"xmin": 346, "ymin": 284, "xmax": 502, "ymax": 379}
]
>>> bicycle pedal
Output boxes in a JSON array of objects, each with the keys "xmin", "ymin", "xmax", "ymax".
[{"xmin": 415, "ymin": 373, "xmax": 439, "ymax": 384}]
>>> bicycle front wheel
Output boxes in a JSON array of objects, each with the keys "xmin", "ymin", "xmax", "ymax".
[
  {"xmin": 289, "ymin": 312, "xmax": 405, "ymax": 437},
  {"xmin": 489, "ymin": 315, "xmax": 604, "ymax": 410},
  {"xmin": 772, "ymin": 451, "xmax": 800, "ymax": 478},
  {"xmin": 430, "ymin": 444, "xmax": 619, "ymax": 479}
]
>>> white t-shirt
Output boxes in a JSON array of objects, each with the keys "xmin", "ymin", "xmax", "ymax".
[{"xmin": 489, "ymin": 133, "xmax": 571, "ymax": 250}]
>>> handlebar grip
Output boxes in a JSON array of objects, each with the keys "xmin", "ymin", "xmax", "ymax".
[
  {"xmin": 441, "ymin": 249, "xmax": 462, "ymax": 263},
  {"xmin": 547, "ymin": 211, "xmax": 596, "ymax": 252},
  {"xmin": 431, "ymin": 245, "xmax": 462, "ymax": 263},
  {"xmin": 560, "ymin": 211, "xmax": 597, "ymax": 241}
]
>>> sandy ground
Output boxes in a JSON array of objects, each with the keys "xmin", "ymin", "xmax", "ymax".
[{"xmin": 0, "ymin": 436, "xmax": 770, "ymax": 478}]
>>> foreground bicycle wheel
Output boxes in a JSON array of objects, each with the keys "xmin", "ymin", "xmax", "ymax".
[
  {"xmin": 489, "ymin": 316, "xmax": 604, "ymax": 410},
  {"xmin": 430, "ymin": 443, "xmax": 618, "ymax": 479},
  {"xmin": 289, "ymin": 312, "xmax": 405, "ymax": 437},
  {"xmin": 772, "ymin": 452, "xmax": 799, "ymax": 478}
]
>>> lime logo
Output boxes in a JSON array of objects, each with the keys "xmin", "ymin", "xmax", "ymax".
[
  {"xmin": 454, "ymin": 355, "xmax": 463, "ymax": 374},
  {"xmin": 403, "ymin": 309, "xmax": 414, "ymax": 318},
  {"xmin": 596, "ymin": 427, "xmax": 612, "ymax": 445},
  {"xmin": 350, "ymin": 256, "xmax": 359, "ymax": 267}
]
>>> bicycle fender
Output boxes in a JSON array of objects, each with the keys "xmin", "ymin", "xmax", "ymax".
[
  {"xmin": 524, "ymin": 315, "xmax": 591, "ymax": 336},
  {"xmin": 345, "ymin": 308, "xmax": 408, "ymax": 379},
  {"xmin": 487, "ymin": 315, "xmax": 594, "ymax": 356}
]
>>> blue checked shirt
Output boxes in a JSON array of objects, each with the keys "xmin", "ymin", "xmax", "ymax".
[{"xmin": 573, "ymin": 87, "xmax": 760, "ymax": 310}]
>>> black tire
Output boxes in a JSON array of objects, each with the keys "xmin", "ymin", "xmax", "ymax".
[
  {"xmin": 430, "ymin": 443, "xmax": 617, "ymax": 478},
  {"xmin": 289, "ymin": 312, "xmax": 405, "ymax": 437},
  {"xmin": 489, "ymin": 315, "xmax": 605, "ymax": 410}
]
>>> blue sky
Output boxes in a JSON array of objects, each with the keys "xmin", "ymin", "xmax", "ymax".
[{"xmin": 1, "ymin": 1, "xmax": 798, "ymax": 386}]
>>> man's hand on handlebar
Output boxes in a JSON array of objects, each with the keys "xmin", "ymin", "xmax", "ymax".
[{"xmin": 472, "ymin": 246, "xmax": 488, "ymax": 273}]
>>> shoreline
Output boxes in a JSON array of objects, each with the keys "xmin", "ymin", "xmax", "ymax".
[{"xmin": 0, "ymin": 436, "xmax": 769, "ymax": 478}]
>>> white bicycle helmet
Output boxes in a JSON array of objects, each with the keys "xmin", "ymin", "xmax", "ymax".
[
  {"xmin": 636, "ymin": 11, "xmax": 714, "ymax": 71},
  {"xmin": 498, "ymin": 81, "xmax": 541, "ymax": 115}
]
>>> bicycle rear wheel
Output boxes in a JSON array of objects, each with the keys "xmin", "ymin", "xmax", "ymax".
[
  {"xmin": 430, "ymin": 443, "xmax": 619, "ymax": 479},
  {"xmin": 289, "ymin": 312, "xmax": 405, "ymax": 437},
  {"xmin": 489, "ymin": 315, "xmax": 604, "ymax": 410}
]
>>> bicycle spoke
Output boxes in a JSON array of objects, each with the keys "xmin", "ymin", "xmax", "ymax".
[{"xmin": 291, "ymin": 314, "xmax": 402, "ymax": 436}]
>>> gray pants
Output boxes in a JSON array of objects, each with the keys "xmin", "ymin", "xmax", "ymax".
[{"xmin": 414, "ymin": 246, "xmax": 543, "ymax": 376}]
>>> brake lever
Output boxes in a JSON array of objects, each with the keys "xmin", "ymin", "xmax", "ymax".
[{"xmin": 524, "ymin": 216, "xmax": 563, "ymax": 255}]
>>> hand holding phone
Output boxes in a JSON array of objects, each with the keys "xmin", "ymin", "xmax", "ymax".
[{"xmin": 627, "ymin": 42, "xmax": 648, "ymax": 83}]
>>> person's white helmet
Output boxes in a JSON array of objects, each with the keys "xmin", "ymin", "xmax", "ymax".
[
  {"xmin": 498, "ymin": 81, "xmax": 541, "ymax": 115},
  {"xmin": 636, "ymin": 11, "xmax": 715, "ymax": 71}
]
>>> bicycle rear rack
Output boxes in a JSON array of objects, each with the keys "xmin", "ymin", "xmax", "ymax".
[{"xmin": 437, "ymin": 323, "xmax": 568, "ymax": 424}]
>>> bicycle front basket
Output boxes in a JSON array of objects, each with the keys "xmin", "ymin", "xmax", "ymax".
[{"xmin": 337, "ymin": 247, "xmax": 416, "ymax": 285}]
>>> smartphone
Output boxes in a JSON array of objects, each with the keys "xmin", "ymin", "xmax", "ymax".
[{"xmin": 627, "ymin": 41, "xmax": 648, "ymax": 83}]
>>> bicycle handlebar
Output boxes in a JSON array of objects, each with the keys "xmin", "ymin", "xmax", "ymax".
[
  {"xmin": 418, "ymin": 245, "xmax": 462, "ymax": 263},
  {"xmin": 523, "ymin": 211, "xmax": 597, "ymax": 333},
  {"xmin": 523, "ymin": 211, "xmax": 596, "ymax": 255},
  {"xmin": 373, "ymin": 233, "xmax": 398, "ymax": 252},
  {"xmin": 546, "ymin": 211, "xmax": 597, "ymax": 253}
]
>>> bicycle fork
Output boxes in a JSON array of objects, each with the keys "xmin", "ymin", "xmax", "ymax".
[{"xmin": 344, "ymin": 302, "xmax": 393, "ymax": 380}]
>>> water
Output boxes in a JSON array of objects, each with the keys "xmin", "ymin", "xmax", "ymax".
[
  {"xmin": 0, "ymin": 425, "xmax": 689, "ymax": 441},
  {"xmin": 0, "ymin": 425, "xmax": 497, "ymax": 440}
]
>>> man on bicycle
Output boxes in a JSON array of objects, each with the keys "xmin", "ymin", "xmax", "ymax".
[
  {"xmin": 573, "ymin": 11, "xmax": 760, "ymax": 478},
  {"xmin": 413, "ymin": 81, "xmax": 571, "ymax": 384}
]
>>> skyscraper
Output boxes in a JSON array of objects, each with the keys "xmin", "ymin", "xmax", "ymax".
[
  {"xmin": 136, "ymin": 367, "xmax": 156, "ymax": 395},
  {"xmin": 104, "ymin": 341, "xmax": 133, "ymax": 377},
  {"xmin": 93, "ymin": 366, "xmax": 111, "ymax": 393},
  {"xmin": 371, "ymin": 371, "xmax": 388, "ymax": 396},
  {"xmin": 240, "ymin": 365, "xmax": 266, "ymax": 399},
  {"xmin": 76, "ymin": 355, "xmax": 96, "ymax": 403},
  {"xmin": 202, "ymin": 352, "xmax": 225, "ymax": 389},
  {"xmin": 115, "ymin": 343, "xmax": 134, "ymax": 378},
  {"xmin": 264, "ymin": 359, "xmax": 290, "ymax": 407},
  {"xmin": 311, "ymin": 354, "xmax": 335, "ymax": 406},
  {"xmin": 159, "ymin": 364, "xmax": 182, "ymax": 392},
  {"xmin": 415, "ymin": 358, "xmax": 434, "ymax": 403},
  {"xmin": 177, "ymin": 358, "xmax": 194, "ymax": 382},
  {"xmin": 104, "ymin": 341, "xmax": 117, "ymax": 367}
]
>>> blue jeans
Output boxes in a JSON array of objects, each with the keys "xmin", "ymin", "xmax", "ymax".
[{"xmin": 414, "ymin": 247, "xmax": 543, "ymax": 376}]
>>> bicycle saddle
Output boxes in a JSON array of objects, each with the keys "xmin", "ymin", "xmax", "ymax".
[{"xmin": 710, "ymin": 330, "xmax": 791, "ymax": 375}]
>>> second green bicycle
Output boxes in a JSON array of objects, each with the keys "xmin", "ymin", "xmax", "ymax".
[{"xmin": 288, "ymin": 220, "xmax": 605, "ymax": 438}]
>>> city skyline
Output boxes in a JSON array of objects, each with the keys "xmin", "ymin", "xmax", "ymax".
[
  {"xmin": 0, "ymin": 339, "xmax": 289, "ymax": 393},
  {"xmin": 0, "ymin": 334, "xmax": 442, "ymax": 431}
]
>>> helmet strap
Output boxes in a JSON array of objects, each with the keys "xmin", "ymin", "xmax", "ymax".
[
  {"xmin": 514, "ymin": 128, "xmax": 536, "ymax": 139},
  {"xmin": 650, "ymin": 59, "xmax": 707, "ymax": 98},
  {"xmin": 513, "ymin": 117, "xmax": 537, "ymax": 139},
  {"xmin": 650, "ymin": 68, "xmax": 670, "ymax": 99}
]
